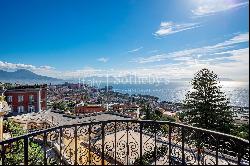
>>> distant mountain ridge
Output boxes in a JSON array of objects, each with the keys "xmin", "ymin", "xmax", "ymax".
[{"xmin": 0, "ymin": 69, "xmax": 64, "ymax": 84}]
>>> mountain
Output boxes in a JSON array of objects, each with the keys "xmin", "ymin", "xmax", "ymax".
[{"xmin": 0, "ymin": 69, "xmax": 64, "ymax": 84}]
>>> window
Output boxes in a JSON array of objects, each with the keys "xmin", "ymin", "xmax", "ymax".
[
  {"xmin": 9, "ymin": 105, "xmax": 13, "ymax": 112},
  {"xmin": 17, "ymin": 106, "xmax": 24, "ymax": 113},
  {"xmin": 29, "ymin": 95, "xmax": 34, "ymax": 102},
  {"xmin": 28, "ymin": 106, "xmax": 35, "ymax": 113},
  {"xmin": 18, "ymin": 96, "xmax": 24, "ymax": 102},
  {"xmin": 7, "ymin": 96, "xmax": 12, "ymax": 102}
]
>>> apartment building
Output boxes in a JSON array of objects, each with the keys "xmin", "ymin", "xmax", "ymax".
[{"xmin": 5, "ymin": 85, "xmax": 47, "ymax": 114}]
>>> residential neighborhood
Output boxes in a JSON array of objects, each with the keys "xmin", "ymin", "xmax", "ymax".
[{"xmin": 0, "ymin": 0, "xmax": 248, "ymax": 164}]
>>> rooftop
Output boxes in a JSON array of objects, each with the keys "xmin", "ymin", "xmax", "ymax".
[
  {"xmin": 6, "ymin": 84, "xmax": 47, "ymax": 90},
  {"xmin": 10, "ymin": 110, "xmax": 132, "ymax": 127}
]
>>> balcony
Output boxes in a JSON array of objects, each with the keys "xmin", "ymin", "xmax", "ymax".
[{"xmin": 0, "ymin": 120, "xmax": 249, "ymax": 165}]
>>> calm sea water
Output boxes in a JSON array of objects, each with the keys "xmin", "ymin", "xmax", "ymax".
[{"xmin": 109, "ymin": 81, "xmax": 249, "ymax": 107}]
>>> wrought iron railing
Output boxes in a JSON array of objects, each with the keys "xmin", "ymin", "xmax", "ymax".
[{"xmin": 0, "ymin": 120, "xmax": 249, "ymax": 165}]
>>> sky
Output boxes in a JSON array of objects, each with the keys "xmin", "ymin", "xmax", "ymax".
[{"xmin": 0, "ymin": 0, "xmax": 249, "ymax": 81}]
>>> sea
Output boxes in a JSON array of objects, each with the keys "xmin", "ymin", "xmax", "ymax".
[{"xmin": 106, "ymin": 81, "xmax": 249, "ymax": 108}]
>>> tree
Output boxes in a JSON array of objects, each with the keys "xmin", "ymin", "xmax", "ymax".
[
  {"xmin": 231, "ymin": 124, "xmax": 249, "ymax": 140},
  {"xmin": 134, "ymin": 146, "xmax": 168, "ymax": 165},
  {"xmin": 141, "ymin": 104, "xmax": 151, "ymax": 119},
  {"xmin": 52, "ymin": 101, "xmax": 67, "ymax": 111},
  {"xmin": 161, "ymin": 115, "xmax": 176, "ymax": 122},
  {"xmin": 177, "ymin": 111, "xmax": 187, "ymax": 122},
  {"xmin": 141, "ymin": 104, "xmax": 176, "ymax": 135},
  {"xmin": 183, "ymin": 68, "xmax": 233, "ymax": 134},
  {"xmin": 67, "ymin": 101, "xmax": 76, "ymax": 108},
  {"xmin": 3, "ymin": 120, "xmax": 44, "ymax": 165},
  {"xmin": 155, "ymin": 109, "xmax": 162, "ymax": 117}
]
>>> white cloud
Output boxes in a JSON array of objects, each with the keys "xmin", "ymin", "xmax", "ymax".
[
  {"xmin": 106, "ymin": 48, "xmax": 248, "ymax": 80},
  {"xmin": 154, "ymin": 21, "xmax": 200, "ymax": 37},
  {"xmin": 1, "ymin": 32, "xmax": 248, "ymax": 81},
  {"xmin": 39, "ymin": 65, "xmax": 56, "ymax": 70},
  {"xmin": 129, "ymin": 48, "xmax": 248, "ymax": 81},
  {"xmin": 216, "ymin": 32, "xmax": 249, "ymax": 47},
  {"xmin": 0, "ymin": 61, "xmax": 58, "ymax": 77},
  {"xmin": 0, "ymin": 61, "xmax": 36, "ymax": 70},
  {"xmin": 97, "ymin": 57, "xmax": 109, "ymax": 63},
  {"xmin": 60, "ymin": 67, "xmax": 105, "ymax": 79},
  {"xmin": 131, "ymin": 54, "xmax": 167, "ymax": 64},
  {"xmin": 133, "ymin": 32, "xmax": 249, "ymax": 63},
  {"xmin": 0, "ymin": 47, "xmax": 248, "ymax": 82},
  {"xmin": 0, "ymin": 61, "xmax": 55, "ymax": 71},
  {"xmin": 0, "ymin": 61, "xmax": 104, "ymax": 79},
  {"xmin": 192, "ymin": 0, "xmax": 249, "ymax": 17},
  {"xmin": 128, "ymin": 47, "xmax": 143, "ymax": 53},
  {"xmin": 130, "ymin": 32, "xmax": 249, "ymax": 81},
  {"xmin": 184, "ymin": 48, "xmax": 249, "ymax": 81}
]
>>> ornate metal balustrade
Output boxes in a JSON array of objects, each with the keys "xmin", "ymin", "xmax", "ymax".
[{"xmin": 0, "ymin": 120, "xmax": 249, "ymax": 165}]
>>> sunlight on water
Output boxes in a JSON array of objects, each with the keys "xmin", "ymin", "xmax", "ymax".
[
  {"xmin": 112, "ymin": 81, "xmax": 249, "ymax": 107},
  {"xmin": 220, "ymin": 81, "xmax": 249, "ymax": 108},
  {"xmin": 219, "ymin": 81, "xmax": 249, "ymax": 88}
]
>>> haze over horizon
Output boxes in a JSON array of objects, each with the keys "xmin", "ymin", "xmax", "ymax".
[{"xmin": 0, "ymin": 0, "xmax": 249, "ymax": 82}]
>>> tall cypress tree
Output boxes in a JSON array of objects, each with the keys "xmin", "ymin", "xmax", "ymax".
[{"xmin": 183, "ymin": 68, "xmax": 233, "ymax": 134}]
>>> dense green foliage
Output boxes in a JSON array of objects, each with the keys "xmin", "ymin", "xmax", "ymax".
[
  {"xmin": 67, "ymin": 101, "xmax": 76, "ymax": 110},
  {"xmin": 52, "ymin": 101, "xmax": 76, "ymax": 112},
  {"xmin": 134, "ymin": 146, "xmax": 168, "ymax": 165},
  {"xmin": 0, "ymin": 83, "xmax": 15, "ymax": 89},
  {"xmin": 52, "ymin": 101, "xmax": 67, "ymax": 110},
  {"xmin": 142, "ymin": 105, "xmax": 175, "ymax": 122},
  {"xmin": 231, "ymin": 124, "xmax": 249, "ymax": 140},
  {"xmin": 3, "ymin": 120, "xmax": 26, "ymax": 137},
  {"xmin": 3, "ymin": 120, "xmax": 44, "ymax": 165},
  {"xmin": 141, "ymin": 104, "xmax": 176, "ymax": 135},
  {"xmin": 183, "ymin": 68, "xmax": 233, "ymax": 134},
  {"xmin": 181, "ymin": 68, "xmax": 249, "ymax": 140},
  {"xmin": 176, "ymin": 111, "xmax": 186, "ymax": 122}
]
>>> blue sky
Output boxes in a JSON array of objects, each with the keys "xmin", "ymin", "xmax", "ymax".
[{"xmin": 0, "ymin": 0, "xmax": 249, "ymax": 81}]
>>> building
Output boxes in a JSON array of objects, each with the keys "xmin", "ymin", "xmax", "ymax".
[
  {"xmin": 75, "ymin": 104, "xmax": 105, "ymax": 114},
  {"xmin": 4, "ymin": 85, "xmax": 47, "ymax": 114},
  {"xmin": 111, "ymin": 104, "xmax": 140, "ymax": 118}
]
